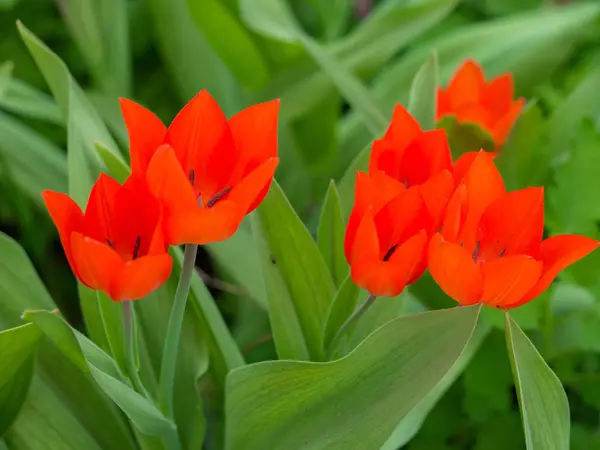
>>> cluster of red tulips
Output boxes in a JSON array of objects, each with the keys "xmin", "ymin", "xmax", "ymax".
[{"xmin": 44, "ymin": 60, "xmax": 598, "ymax": 311}]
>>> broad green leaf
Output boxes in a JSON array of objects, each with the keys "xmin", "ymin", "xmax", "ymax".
[
  {"xmin": 0, "ymin": 110, "xmax": 67, "ymax": 205},
  {"xmin": 188, "ymin": 0, "xmax": 270, "ymax": 89},
  {"xmin": 408, "ymin": 52, "xmax": 438, "ymax": 131},
  {"xmin": 550, "ymin": 282, "xmax": 595, "ymax": 316},
  {"xmin": 0, "ymin": 62, "xmax": 13, "ymax": 99},
  {"xmin": 94, "ymin": 140, "xmax": 131, "ymax": 183},
  {"xmin": 548, "ymin": 120, "xmax": 600, "ymax": 234},
  {"xmin": 18, "ymin": 22, "xmax": 123, "ymax": 207},
  {"xmin": 96, "ymin": 292, "xmax": 127, "ymax": 374},
  {"xmin": 270, "ymin": 0, "xmax": 458, "ymax": 124},
  {"xmin": 339, "ymin": 2, "xmax": 600, "ymax": 162},
  {"xmin": 505, "ymin": 313, "xmax": 570, "ymax": 450},
  {"xmin": 0, "ymin": 324, "xmax": 41, "ymax": 436},
  {"xmin": 241, "ymin": 0, "xmax": 388, "ymax": 135},
  {"xmin": 0, "ymin": 78, "xmax": 63, "ymax": 124},
  {"xmin": 321, "ymin": 275, "xmax": 360, "ymax": 355},
  {"xmin": 382, "ymin": 322, "xmax": 490, "ymax": 449},
  {"xmin": 255, "ymin": 181, "xmax": 335, "ymax": 360},
  {"xmin": 24, "ymin": 311, "xmax": 178, "ymax": 446},
  {"xmin": 309, "ymin": 0, "xmax": 353, "ymax": 41},
  {"xmin": 251, "ymin": 214, "xmax": 309, "ymax": 361},
  {"xmin": 338, "ymin": 142, "xmax": 370, "ymax": 219},
  {"xmin": 317, "ymin": 181, "xmax": 347, "ymax": 287},
  {"xmin": 148, "ymin": 0, "xmax": 244, "ymax": 114},
  {"xmin": 226, "ymin": 304, "xmax": 482, "ymax": 450},
  {"xmin": 59, "ymin": 0, "xmax": 131, "ymax": 95}
]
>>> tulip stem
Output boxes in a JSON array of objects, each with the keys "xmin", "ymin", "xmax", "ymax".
[
  {"xmin": 159, "ymin": 243, "xmax": 198, "ymax": 419},
  {"xmin": 327, "ymin": 294, "xmax": 377, "ymax": 359},
  {"xmin": 122, "ymin": 300, "xmax": 147, "ymax": 396}
]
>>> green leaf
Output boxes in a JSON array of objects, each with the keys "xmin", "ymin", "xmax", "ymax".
[
  {"xmin": 94, "ymin": 140, "xmax": 131, "ymax": 184},
  {"xmin": 188, "ymin": 0, "xmax": 270, "ymax": 90},
  {"xmin": 317, "ymin": 181, "xmax": 348, "ymax": 287},
  {"xmin": 18, "ymin": 21, "xmax": 123, "ymax": 207},
  {"xmin": 0, "ymin": 110, "xmax": 67, "ymax": 205},
  {"xmin": 241, "ymin": 0, "xmax": 388, "ymax": 135},
  {"xmin": 321, "ymin": 275, "xmax": 360, "ymax": 354},
  {"xmin": 548, "ymin": 120, "xmax": 600, "ymax": 234},
  {"xmin": 59, "ymin": 0, "xmax": 131, "ymax": 95},
  {"xmin": 251, "ymin": 214, "xmax": 309, "ymax": 361},
  {"xmin": 408, "ymin": 52, "xmax": 438, "ymax": 131},
  {"xmin": 0, "ymin": 61, "xmax": 13, "ymax": 99},
  {"xmin": 96, "ymin": 292, "xmax": 127, "ymax": 374},
  {"xmin": 0, "ymin": 323, "xmax": 41, "ymax": 436},
  {"xmin": 339, "ymin": 2, "xmax": 600, "ymax": 163},
  {"xmin": 24, "ymin": 310, "xmax": 178, "ymax": 445},
  {"xmin": 381, "ymin": 322, "xmax": 490, "ymax": 449},
  {"xmin": 255, "ymin": 181, "xmax": 336, "ymax": 360},
  {"xmin": 226, "ymin": 304, "xmax": 481, "ymax": 450},
  {"xmin": 0, "ymin": 78, "xmax": 63, "ymax": 125},
  {"xmin": 505, "ymin": 313, "xmax": 570, "ymax": 450}
]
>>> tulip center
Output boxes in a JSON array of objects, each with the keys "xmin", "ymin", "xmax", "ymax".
[
  {"xmin": 188, "ymin": 169, "xmax": 231, "ymax": 209},
  {"xmin": 471, "ymin": 240, "xmax": 507, "ymax": 263},
  {"xmin": 383, "ymin": 244, "xmax": 398, "ymax": 262},
  {"xmin": 104, "ymin": 236, "xmax": 142, "ymax": 261}
]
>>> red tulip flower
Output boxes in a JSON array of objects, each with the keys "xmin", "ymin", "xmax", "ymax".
[
  {"xmin": 437, "ymin": 59, "xmax": 525, "ymax": 151},
  {"xmin": 43, "ymin": 174, "xmax": 172, "ymax": 302},
  {"xmin": 369, "ymin": 103, "xmax": 455, "ymax": 232},
  {"xmin": 428, "ymin": 151, "xmax": 599, "ymax": 309},
  {"xmin": 119, "ymin": 90, "xmax": 279, "ymax": 246},
  {"xmin": 345, "ymin": 171, "xmax": 429, "ymax": 297}
]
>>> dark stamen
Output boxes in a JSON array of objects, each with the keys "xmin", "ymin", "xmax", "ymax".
[
  {"xmin": 499, "ymin": 248, "xmax": 506, "ymax": 258},
  {"xmin": 105, "ymin": 238, "xmax": 114, "ymax": 249},
  {"xmin": 472, "ymin": 240, "xmax": 481, "ymax": 262},
  {"xmin": 189, "ymin": 169, "xmax": 195, "ymax": 185},
  {"xmin": 206, "ymin": 186, "xmax": 232, "ymax": 208},
  {"xmin": 383, "ymin": 244, "xmax": 398, "ymax": 262},
  {"xmin": 132, "ymin": 236, "xmax": 141, "ymax": 260},
  {"xmin": 403, "ymin": 178, "xmax": 409, "ymax": 188}
]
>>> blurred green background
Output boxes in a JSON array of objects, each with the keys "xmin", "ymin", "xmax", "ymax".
[{"xmin": 2, "ymin": 0, "xmax": 600, "ymax": 448}]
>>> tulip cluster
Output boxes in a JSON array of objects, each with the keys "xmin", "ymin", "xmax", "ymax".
[{"xmin": 345, "ymin": 61, "xmax": 598, "ymax": 310}]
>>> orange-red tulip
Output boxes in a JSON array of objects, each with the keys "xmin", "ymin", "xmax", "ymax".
[
  {"xmin": 369, "ymin": 103, "xmax": 455, "ymax": 232},
  {"xmin": 437, "ymin": 59, "xmax": 525, "ymax": 151},
  {"xmin": 119, "ymin": 90, "xmax": 279, "ymax": 246},
  {"xmin": 43, "ymin": 174, "xmax": 172, "ymax": 302},
  {"xmin": 428, "ymin": 151, "xmax": 599, "ymax": 309},
  {"xmin": 345, "ymin": 171, "xmax": 429, "ymax": 297}
]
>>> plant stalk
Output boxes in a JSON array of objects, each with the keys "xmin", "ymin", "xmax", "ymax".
[
  {"xmin": 122, "ymin": 300, "xmax": 147, "ymax": 396},
  {"xmin": 327, "ymin": 293, "xmax": 377, "ymax": 358},
  {"xmin": 159, "ymin": 244, "xmax": 198, "ymax": 419}
]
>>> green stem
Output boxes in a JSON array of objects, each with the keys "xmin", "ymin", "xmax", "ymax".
[
  {"xmin": 122, "ymin": 300, "xmax": 148, "ymax": 396},
  {"xmin": 159, "ymin": 244, "xmax": 198, "ymax": 419},
  {"xmin": 327, "ymin": 294, "xmax": 377, "ymax": 358}
]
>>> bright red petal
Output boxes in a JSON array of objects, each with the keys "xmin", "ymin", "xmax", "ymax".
[
  {"xmin": 71, "ymin": 232, "xmax": 122, "ymax": 293},
  {"xmin": 383, "ymin": 103, "xmax": 422, "ymax": 153},
  {"xmin": 480, "ymin": 256, "xmax": 542, "ymax": 308},
  {"xmin": 165, "ymin": 201, "xmax": 245, "ymax": 246},
  {"xmin": 436, "ymin": 88, "xmax": 452, "ymax": 120},
  {"xmin": 478, "ymin": 187, "xmax": 544, "ymax": 259},
  {"xmin": 492, "ymin": 98, "xmax": 524, "ymax": 149},
  {"xmin": 145, "ymin": 145, "xmax": 197, "ymax": 218},
  {"xmin": 119, "ymin": 98, "xmax": 167, "ymax": 174},
  {"xmin": 512, "ymin": 235, "xmax": 600, "ymax": 308},
  {"xmin": 419, "ymin": 169, "xmax": 454, "ymax": 230},
  {"xmin": 447, "ymin": 59, "xmax": 485, "ymax": 108},
  {"xmin": 42, "ymin": 190, "xmax": 84, "ymax": 278},
  {"xmin": 369, "ymin": 137, "xmax": 401, "ymax": 179},
  {"xmin": 83, "ymin": 173, "xmax": 121, "ymax": 244},
  {"xmin": 110, "ymin": 255, "xmax": 173, "ymax": 301},
  {"xmin": 428, "ymin": 233, "xmax": 482, "ymax": 305},
  {"xmin": 484, "ymin": 74, "xmax": 514, "ymax": 121},
  {"xmin": 453, "ymin": 151, "xmax": 480, "ymax": 184},
  {"xmin": 454, "ymin": 103, "xmax": 492, "ymax": 130},
  {"xmin": 165, "ymin": 90, "xmax": 229, "ymax": 177},
  {"xmin": 440, "ymin": 184, "xmax": 467, "ymax": 242},
  {"xmin": 398, "ymin": 129, "xmax": 452, "ymax": 187},
  {"xmin": 228, "ymin": 157, "xmax": 279, "ymax": 214}
]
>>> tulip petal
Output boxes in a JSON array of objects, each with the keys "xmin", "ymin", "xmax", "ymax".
[
  {"xmin": 447, "ymin": 59, "xmax": 485, "ymax": 107},
  {"xmin": 484, "ymin": 74, "xmax": 514, "ymax": 121},
  {"xmin": 146, "ymin": 145, "xmax": 197, "ymax": 218},
  {"xmin": 452, "ymin": 151, "xmax": 480, "ymax": 184},
  {"xmin": 165, "ymin": 90, "xmax": 229, "ymax": 175},
  {"xmin": 389, "ymin": 230, "xmax": 428, "ymax": 288},
  {"xmin": 512, "ymin": 235, "xmax": 600, "ymax": 308},
  {"xmin": 428, "ymin": 233, "xmax": 482, "ymax": 305},
  {"xmin": 440, "ymin": 184, "xmax": 467, "ymax": 242},
  {"xmin": 165, "ymin": 201, "xmax": 245, "ymax": 246},
  {"xmin": 119, "ymin": 98, "xmax": 167, "ymax": 174},
  {"xmin": 420, "ymin": 169, "xmax": 454, "ymax": 230},
  {"xmin": 83, "ymin": 173, "xmax": 121, "ymax": 243},
  {"xmin": 383, "ymin": 103, "xmax": 422, "ymax": 153},
  {"xmin": 228, "ymin": 100, "xmax": 279, "ymax": 178},
  {"xmin": 480, "ymin": 256, "xmax": 542, "ymax": 308},
  {"xmin": 369, "ymin": 137, "xmax": 401, "ymax": 179},
  {"xmin": 478, "ymin": 187, "xmax": 544, "ymax": 259},
  {"xmin": 398, "ymin": 128, "xmax": 453, "ymax": 187},
  {"xmin": 436, "ymin": 87, "xmax": 452, "ymax": 120},
  {"xmin": 71, "ymin": 232, "xmax": 122, "ymax": 292},
  {"xmin": 42, "ymin": 190, "xmax": 84, "ymax": 277},
  {"xmin": 492, "ymin": 98, "xmax": 525, "ymax": 149},
  {"xmin": 110, "ymin": 255, "xmax": 173, "ymax": 301},
  {"xmin": 228, "ymin": 157, "xmax": 279, "ymax": 214},
  {"xmin": 454, "ymin": 103, "xmax": 492, "ymax": 129}
]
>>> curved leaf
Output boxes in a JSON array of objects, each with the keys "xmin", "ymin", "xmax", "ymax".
[{"xmin": 317, "ymin": 181, "xmax": 348, "ymax": 287}]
